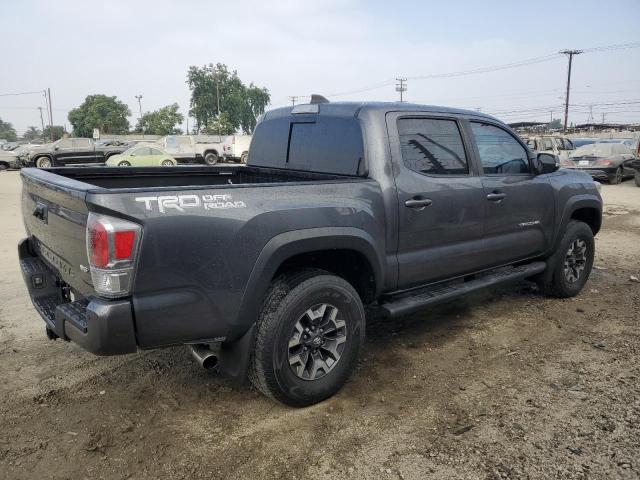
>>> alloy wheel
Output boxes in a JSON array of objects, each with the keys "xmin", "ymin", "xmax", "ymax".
[
  {"xmin": 563, "ymin": 238, "xmax": 587, "ymax": 283},
  {"xmin": 288, "ymin": 303, "xmax": 347, "ymax": 381}
]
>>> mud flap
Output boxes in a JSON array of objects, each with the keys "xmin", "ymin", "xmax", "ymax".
[{"xmin": 217, "ymin": 323, "xmax": 256, "ymax": 385}]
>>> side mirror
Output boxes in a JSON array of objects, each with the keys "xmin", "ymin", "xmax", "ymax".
[
  {"xmin": 534, "ymin": 153, "xmax": 560, "ymax": 175},
  {"xmin": 53, "ymin": 145, "xmax": 59, "ymax": 151}
]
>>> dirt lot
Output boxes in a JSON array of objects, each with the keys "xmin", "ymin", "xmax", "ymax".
[{"xmin": 0, "ymin": 170, "xmax": 638, "ymax": 480}]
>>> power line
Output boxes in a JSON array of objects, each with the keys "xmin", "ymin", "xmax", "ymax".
[{"xmin": 0, "ymin": 90, "xmax": 44, "ymax": 97}]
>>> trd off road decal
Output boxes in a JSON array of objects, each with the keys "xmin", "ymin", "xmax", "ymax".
[{"xmin": 135, "ymin": 194, "xmax": 246, "ymax": 213}]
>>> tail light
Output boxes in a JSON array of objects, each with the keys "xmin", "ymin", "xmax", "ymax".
[
  {"xmin": 86, "ymin": 213, "xmax": 142, "ymax": 298},
  {"xmin": 595, "ymin": 159, "xmax": 613, "ymax": 166}
]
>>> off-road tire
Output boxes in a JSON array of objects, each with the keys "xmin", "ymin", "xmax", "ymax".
[
  {"xmin": 249, "ymin": 269, "xmax": 365, "ymax": 407},
  {"xmin": 539, "ymin": 220, "xmax": 595, "ymax": 298},
  {"xmin": 240, "ymin": 152, "xmax": 248, "ymax": 164},
  {"xmin": 204, "ymin": 152, "xmax": 218, "ymax": 165},
  {"xmin": 35, "ymin": 156, "xmax": 52, "ymax": 168},
  {"xmin": 608, "ymin": 166, "xmax": 623, "ymax": 185}
]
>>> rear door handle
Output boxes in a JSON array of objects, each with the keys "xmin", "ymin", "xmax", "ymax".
[
  {"xmin": 405, "ymin": 198, "xmax": 433, "ymax": 209},
  {"xmin": 486, "ymin": 192, "xmax": 506, "ymax": 201}
]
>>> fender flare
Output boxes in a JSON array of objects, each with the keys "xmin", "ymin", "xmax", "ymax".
[
  {"xmin": 217, "ymin": 227, "xmax": 383, "ymax": 383},
  {"xmin": 233, "ymin": 227, "xmax": 383, "ymax": 336},
  {"xmin": 551, "ymin": 194, "xmax": 602, "ymax": 252}
]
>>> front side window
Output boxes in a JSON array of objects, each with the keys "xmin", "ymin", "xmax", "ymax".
[
  {"xmin": 149, "ymin": 148, "xmax": 163, "ymax": 156},
  {"xmin": 133, "ymin": 148, "xmax": 150, "ymax": 156},
  {"xmin": 471, "ymin": 123, "xmax": 531, "ymax": 175},
  {"xmin": 398, "ymin": 118, "xmax": 468, "ymax": 175},
  {"xmin": 541, "ymin": 138, "xmax": 554, "ymax": 150}
]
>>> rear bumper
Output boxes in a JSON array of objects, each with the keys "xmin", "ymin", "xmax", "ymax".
[
  {"xmin": 564, "ymin": 166, "xmax": 616, "ymax": 178},
  {"xmin": 19, "ymin": 238, "xmax": 137, "ymax": 355}
]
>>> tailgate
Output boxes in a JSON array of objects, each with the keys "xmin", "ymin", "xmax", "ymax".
[{"xmin": 21, "ymin": 170, "xmax": 94, "ymax": 295}]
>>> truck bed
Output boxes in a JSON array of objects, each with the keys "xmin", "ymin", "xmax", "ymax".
[{"xmin": 38, "ymin": 165, "xmax": 355, "ymax": 190}]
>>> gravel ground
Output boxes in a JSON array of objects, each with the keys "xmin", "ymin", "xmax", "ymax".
[{"xmin": 0, "ymin": 170, "xmax": 638, "ymax": 480}]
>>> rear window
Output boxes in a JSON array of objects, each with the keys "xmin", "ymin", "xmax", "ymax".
[{"xmin": 249, "ymin": 115, "xmax": 365, "ymax": 176}]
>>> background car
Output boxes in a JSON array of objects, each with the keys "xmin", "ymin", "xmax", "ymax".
[
  {"xmin": 564, "ymin": 143, "xmax": 636, "ymax": 184},
  {"xmin": 105, "ymin": 144, "xmax": 177, "ymax": 167},
  {"xmin": 571, "ymin": 137, "xmax": 598, "ymax": 148}
]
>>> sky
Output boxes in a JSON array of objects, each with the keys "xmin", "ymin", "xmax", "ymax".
[{"xmin": 1, "ymin": 0, "xmax": 639, "ymax": 135}]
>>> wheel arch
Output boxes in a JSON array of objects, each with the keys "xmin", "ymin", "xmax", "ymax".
[
  {"xmin": 218, "ymin": 227, "xmax": 383, "ymax": 384},
  {"xmin": 33, "ymin": 154, "xmax": 53, "ymax": 166},
  {"xmin": 553, "ymin": 195, "xmax": 602, "ymax": 252}
]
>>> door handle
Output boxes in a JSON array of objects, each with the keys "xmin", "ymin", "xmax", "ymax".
[
  {"xmin": 486, "ymin": 192, "xmax": 506, "ymax": 202},
  {"xmin": 405, "ymin": 198, "xmax": 433, "ymax": 209}
]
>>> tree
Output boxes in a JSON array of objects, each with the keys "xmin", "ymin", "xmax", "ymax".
[
  {"xmin": 0, "ymin": 117, "xmax": 18, "ymax": 142},
  {"xmin": 187, "ymin": 63, "xmax": 270, "ymax": 134},
  {"xmin": 68, "ymin": 95, "xmax": 130, "ymax": 137},
  {"xmin": 23, "ymin": 126, "xmax": 41, "ymax": 141},
  {"xmin": 135, "ymin": 103, "xmax": 184, "ymax": 135},
  {"xmin": 43, "ymin": 125, "xmax": 65, "ymax": 141},
  {"xmin": 549, "ymin": 118, "xmax": 562, "ymax": 130}
]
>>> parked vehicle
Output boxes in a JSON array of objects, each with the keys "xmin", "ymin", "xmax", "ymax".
[
  {"xmin": 18, "ymin": 101, "xmax": 602, "ymax": 406},
  {"xmin": 27, "ymin": 138, "xmax": 128, "ymax": 168},
  {"xmin": 570, "ymin": 138, "xmax": 598, "ymax": 148},
  {"xmin": 565, "ymin": 143, "xmax": 636, "ymax": 184},
  {"xmin": 105, "ymin": 144, "xmax": 176, "ymax": 167},
  {"xmin": 222, "ymin": 135, "xmax": 252, "ymax": 163},
  {"xmin": 523, "ymin": 135, "xmax": 575, "ymax": 160},
  {"xmin": 154, "ymin": 135, "xmax": 225, "ymax": 165},
  {"xmin": 0, "ymin": 149, "xmax": 22, "ymax": 169}
]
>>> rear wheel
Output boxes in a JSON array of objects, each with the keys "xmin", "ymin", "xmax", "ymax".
[
  {"xmin": 118, "ymin": 161, "xmax": 131, "ymax": 167},
  {"xmin": 35, "ymin": 157, "xmax": 52, "ymax": 168},
  {"xmin": 249, "ymin": 269, "xmax": 365, "ymax": 406},
  {"xmin": 539, "ymin": 220, "xmax": 594, "ymax": 298},
  {"xmin": 608, "ymin": 166, "xmax": 623, "ymax": 185},
  {"xmin": 204, "ymin": 152, "xmax": 218, "ymax": 165},
  {"xmin": 0, "ymin": 162, "xmax": 8, "ymax": 171}
]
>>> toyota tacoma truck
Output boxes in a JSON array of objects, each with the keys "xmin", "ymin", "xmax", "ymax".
[{"xmin": 18, "ymin": 100, "xmax": 602, "ymax": 406}]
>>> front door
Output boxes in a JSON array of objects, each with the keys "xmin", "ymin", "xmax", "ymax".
[
  {"xmin": 388, "ymin": 113, "xmax": 487, "ymax": 289},
  {"xmin": 467, "ymin": 121, "xmax": 555, "ymax": 265}
]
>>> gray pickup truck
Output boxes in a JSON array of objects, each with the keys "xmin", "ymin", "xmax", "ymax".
[{"xmin": 19, "ymin": 101, "xmax": 602, "ymax": 406}]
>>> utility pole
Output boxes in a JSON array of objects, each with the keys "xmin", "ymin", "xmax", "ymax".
[
  {"xmin": 135, "ymin": 95, "xmax": 143, "ymax": 137},
  {"xmin": 559, "ymin": 49, "xmax": 582, "ymax": 132},
  {"xmin": 186, "ymin": 116, "xmax": 189, "ymax": 135},
  {"xmin": 289, "ymin": 96, "xmax": 298, "ymax": 106},
  {"xmin": 42, "ymin": 90, "xmax": 52, "ymax": 135},
  {"xmin": 47, "ymin": 88, "xmax": 54, "ymax": 141},
  {"xmin": 602, "ymin": 112, "xmax": 606, "ymax": 124},
  {"xmin": 212, "ymin": 66, "xmax": 221, "ymax": 138},
  {"xmin": 395, "ymin": 78, "xmax": 407, "ymax": 102},
  {"xmin": 37, "ymin": 107, "xmax": 45, "ymax": 137}
]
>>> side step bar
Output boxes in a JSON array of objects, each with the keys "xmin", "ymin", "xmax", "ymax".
[{"xmin": 380, "ymin": 261, "xmax": 546, "ymax": 318}]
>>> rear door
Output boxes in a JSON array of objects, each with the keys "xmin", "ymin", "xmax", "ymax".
[
  {"xmin": 467, "ymin": 120, "xmax": 555, "ymax": 264},
  {"xmin": 58, "ymin": 139, "xmax": 95, "ymax": 165},
  {"xmin": 388, "ymin": 113, "xmax": 487, "ymax": 288}
]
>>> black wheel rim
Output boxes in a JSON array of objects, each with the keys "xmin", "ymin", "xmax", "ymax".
[
  {"xmin": 563, "ymin": 238, "xmax": 587, "ymax": 283},
  {"xmin": 288, "ymin": 303, "xmax": 347, "ymax": 381}
]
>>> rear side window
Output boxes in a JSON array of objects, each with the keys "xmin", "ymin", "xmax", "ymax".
[
  {"xmin": 72, "ymin": 139, "xmax": 91, "ymax": 148},
  {"xmin": 398, "ymin": 118, "xmax": 468, "ymax": 175},
  {"xmin": 250, "ymin": 114, "xmax": 365, "ymax": 176},
  {"xmin": 471, "ymin": 122, "xmax": 531, "ymax": 175}
]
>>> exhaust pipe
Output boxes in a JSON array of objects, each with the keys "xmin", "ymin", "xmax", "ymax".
[{"xmin": 188, "ymin": 344, "xmax": 219, "ymax": 370}]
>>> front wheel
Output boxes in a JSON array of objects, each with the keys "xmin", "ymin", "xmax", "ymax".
[
  {"xmin": 539, "ymin": 220, "xmax": 595, "ymax": 298},
  {"xmin": 239, "ymin": 152, "xmax": 248, "ymax": 164},
  {"xmin": 161, "ymin": 159, "xmax": 174, "ymax": 166},
  {"xmin": 204, "ymin": 152, "xmax": 218, "ymax": 165},
  {"xmin": 635, "ymin": 172, "xmax": 640, "ymax": 187},
  {"xmin": 608, "ymin": 166, "xmax": 623, "ymax": 185},
  {"xmin": 35, "ymin": 157, "xmax": 52, "ymax": 168},
  {"xmin": 249, "ymin": 269, "xmax": 365, "ymax": 407}
]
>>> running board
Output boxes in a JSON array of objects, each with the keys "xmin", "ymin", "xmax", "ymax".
[{"xmin": 380, "ymin": 261, "xmax": 546, "ymax": 318}]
